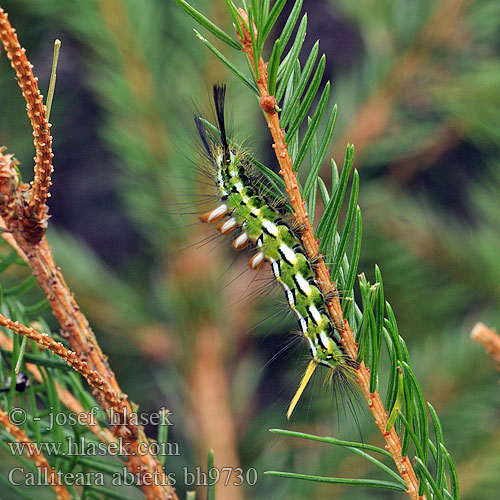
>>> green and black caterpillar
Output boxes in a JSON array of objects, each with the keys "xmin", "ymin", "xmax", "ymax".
[{"xmin": 196, "ymin": 84, "xmax": 357, "ymax": 417}]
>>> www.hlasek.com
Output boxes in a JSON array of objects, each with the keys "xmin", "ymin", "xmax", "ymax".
[
  {"xmin": 8, "ymin": 467, "xmax": 258, "ymax": 487},
  {"xmin": 7, "ymin": 435, "xmax": 180, "ymax": 457}
]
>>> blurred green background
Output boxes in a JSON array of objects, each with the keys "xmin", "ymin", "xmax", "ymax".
[{"xmin": 1, "ymin": 0, "xmax": 500, "ymax": 499}]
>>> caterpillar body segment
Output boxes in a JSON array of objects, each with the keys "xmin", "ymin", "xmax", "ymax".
[{"xmin": 197, "ymin": 84, "xmax": 356, "ymax": 417}]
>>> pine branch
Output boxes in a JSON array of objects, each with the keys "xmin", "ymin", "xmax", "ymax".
[
  {"xmin": 0, "ymin": 11, "xmax": 178, "ymax": 494},
  {"xmin": 0, "ymin": 6, "xmax": 52, "ymax": 241},
  {"xmin": 0, "ymin": 328, "xmax": 115, "ymax": 444},
  {"xmin": 189, "ymin": 324, "xmax": 244, "ymax": 500},
  {"xmin": 0, "ymin": 144, "xmax": 175, "ymax": 500},
  {"xmin": 0, "ymin": 313, "xmax": 181, "ymax": 499},
  {"xmin": 0, "ymin": 407, "xmax": 72, "ymax": 500},
  {"xmin": 235, "ymin": 11, "xmax": 424, "ymax": 500},
  {"xmin": 0, "ymin": 150, "xmax": 124, "ymax": 403},
  {"xmin": 471, "ymin": 322, "xmax": 500, "ymax": 373},
  {"xmin": 0, "ymin": 314, "xmax": 128, "ymax": 423}
]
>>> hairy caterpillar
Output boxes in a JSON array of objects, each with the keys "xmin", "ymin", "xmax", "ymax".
[{"xmin": 196, "ymin": 84, "xmax": 356, "ymax": 418}]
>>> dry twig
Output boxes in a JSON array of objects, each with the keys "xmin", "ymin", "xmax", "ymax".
[
  {"xmin": 0, "ymin": 329, "xmax": 115, "ymax": 444},
  {"xmin": 0, "ymin": 314, "xmax": 178, "ymax": 498},
  {"xmin": 0, "ymin": 7, "xmax": 52, "ymax": 241},
  {"xmin": 0, "ymin": 407, "xmax": 71, "ymax": 500},
  {"xmin": 0, "ymin": 315, "xmax": 129, "ymax": 433},
  {"xmin": 0, "ymin": 152, "xmax": 174, "ymax": 500},
  {"xmin": 0, "ymin": 7, "xmax": 176, "ymax": 497},
  {"xmin": 236, "ymin": 11, "xmax": 424, "ymax": 500},
  {"xmin": 471, "ymin": 322, "xmax": 500, "ymax": 373}
]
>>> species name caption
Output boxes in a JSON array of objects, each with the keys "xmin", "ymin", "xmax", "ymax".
[
  {"xmin": 7, "ymin": 406, "xmax": 258, "ymax": 487},
  {"xmin": 8, "ymin": 467, "xmax": 258, "ymax": 487},
  {"xmin": 197, "ymin": 84, "xmax": 357, "ymax": 417}
]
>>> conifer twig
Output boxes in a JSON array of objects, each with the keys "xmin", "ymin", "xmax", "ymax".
[
  {"xmin": 0, "ymin": 329, "xmax": 115, "ymax": 444},
  {"xmin": 0, "ymin": 6, "xmax": 53, "ymax": 241},
  {"xmin": 471, "ymin": 322, "xmax": 500, "ymax": 373},
  {"xmin": 0, "ymin": 313, "xmax": 179, "ymax": 499},
  {"xmin": 189, "ymin": 324, "xmax": 244, "ymax": 500},
  {"xmin": 0, "ymin": 150, "xmax": 123, "ymax": 407},
  {"xmin": 0, "ymin": 407, "xmax": 72, "ymax": 500},
  {"xmin": 0, "ymin": 22, "xmax": 176, "ymax": 497},
  {"xmin": 0, "ymin": 314, "xmax": 129, "ymax": 429},
  {"xmin": 173, "ymin": 240, "xmax": 245, "ymax": 500},
  {"xmin": 0, "ymin": 191, "xmax": 176, "ymax": 499},
  {"xmin": 236, "ymin": 11, "xmax": 424, "ymax": 500}
]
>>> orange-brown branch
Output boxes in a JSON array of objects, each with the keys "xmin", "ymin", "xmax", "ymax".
[
  {"xmin": 471, "ymin": 322, "xmax": 500, "ymax": 372},
  {"xmin": 0, "ymin": 314, "xmax": 128, "ymax": 420},
  {"xmin": 189, "ymin": 324, "xmax": 244, "ymax": 500},
  {"xmin": 0, "ymin": 314, "xmax": 177, "ymax": 499},
  {"xmin": 0, "ymin": 31, "xmax": 175, "ymax": 495},
  {"xmin": 0, "ymin": 6, "xmax": 52, "ymax": 240},
  {"xmin": 0, "ymin": 153, "xmax": 176, "ymax": 500},
  {"xmin": 236, "ymin": 11, "xmax": 423, "ymax": 500},
  {"xmin": 0, "ymin": 407, "xmax": 71, "ymax": 500},
  {"xmin": 0, "ymin": 4, "xmax": 176, "ymax": 496},
  {"xmin": 0, "ymin": 151, "xmax": 122, "ymax": 405},
  {"xmin": 0, "ymin": 329, "xmax": 115, "ymax": 444}
]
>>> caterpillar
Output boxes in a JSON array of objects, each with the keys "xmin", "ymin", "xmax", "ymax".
[{"xmin": 196, "ymin": 84, "xmax": 357, "ymax": 418}]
